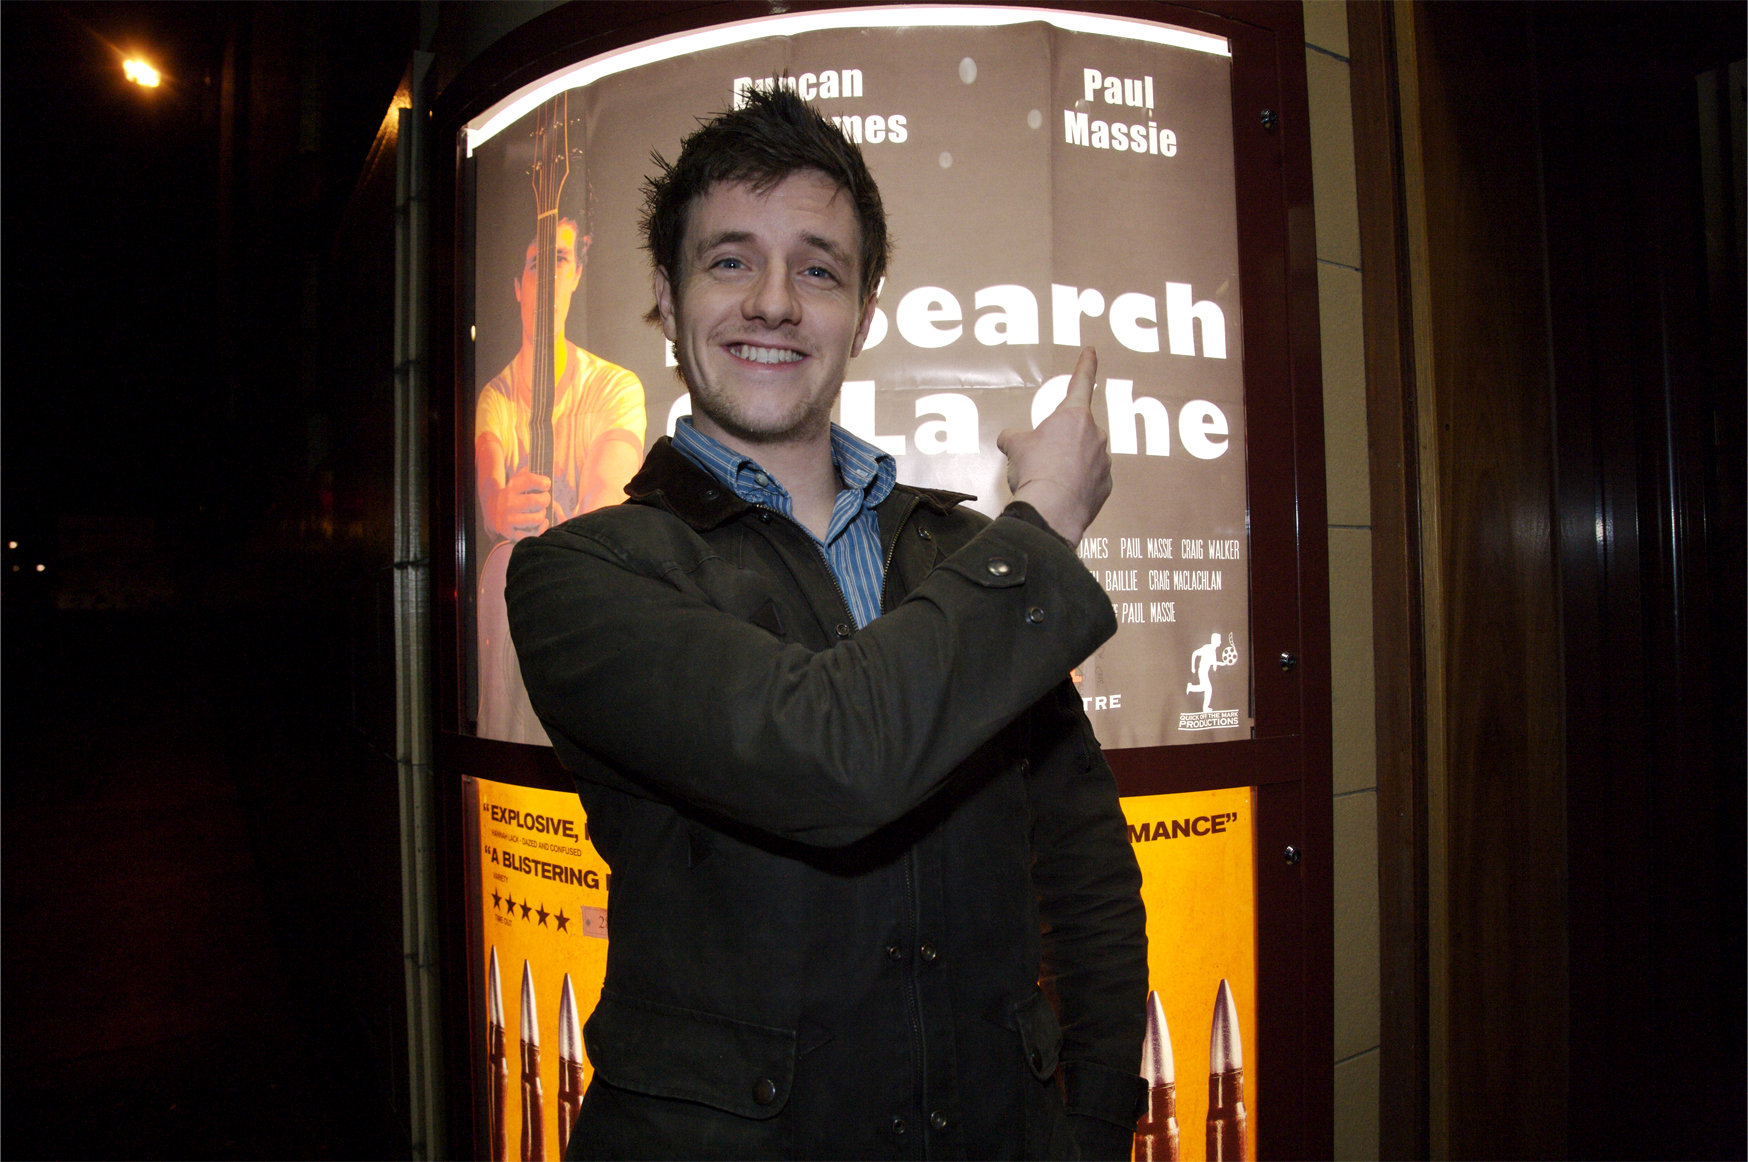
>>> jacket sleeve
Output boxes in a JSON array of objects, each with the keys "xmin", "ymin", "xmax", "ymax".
[
  {"xmin": 1028, "ymin": 681, "xmax": 1148, "ymax": 1159},
  {"xmin": 505, "ymin": 507, "xmax": 1117, "ymax": 849}
]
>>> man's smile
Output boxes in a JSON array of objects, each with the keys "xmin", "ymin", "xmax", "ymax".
[{"xmin": 727, "ymin": 343, "xmax": 805, "ymax": 365}]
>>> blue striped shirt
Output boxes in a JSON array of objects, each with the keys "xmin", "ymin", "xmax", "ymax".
[{"xmin": 671, "ymin": 418, "xmax": 897, "ymax": 628}]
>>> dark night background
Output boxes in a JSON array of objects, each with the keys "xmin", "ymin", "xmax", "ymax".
[{"xmin": 5, "ymin": 3, "xmax": 422, "ymax": 1156}]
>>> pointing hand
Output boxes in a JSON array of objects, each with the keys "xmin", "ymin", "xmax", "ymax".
[{"xmin": 995, "ymin": 347, "xmax": 1112, "ymax": 544}]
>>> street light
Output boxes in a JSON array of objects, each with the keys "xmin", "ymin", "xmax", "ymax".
[{"xmin": 123, "ymin": 58, "xmax": 160, "ymax": 88}]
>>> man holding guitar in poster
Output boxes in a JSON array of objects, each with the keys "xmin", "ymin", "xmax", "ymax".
[{"xmin": 477, "ymin": 95, "xmax": 646, "ymax": 744}]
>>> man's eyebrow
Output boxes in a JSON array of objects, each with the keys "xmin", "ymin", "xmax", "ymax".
[
  {"xmin": 800, "ymin": 233, "xmax": 854, "ymax": 267},
  {"xmin": 692, "ymin": 229, "xmax": 755, "ymax": 256}
]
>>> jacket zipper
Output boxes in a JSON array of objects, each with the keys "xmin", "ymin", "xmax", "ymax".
[{"xmin": 763, "ymin": 505, "xmax": 859, "ymax": 628}]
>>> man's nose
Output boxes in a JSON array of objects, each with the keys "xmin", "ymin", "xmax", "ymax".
[{"xmin": 743, "ymin": 267, "xmax": 800, "ymax": 327}]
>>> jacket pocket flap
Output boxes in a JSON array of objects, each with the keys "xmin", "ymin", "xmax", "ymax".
[
  {"xmin": 1013, "ymin": 989, "xmax": 1063, "ymax": 1081},
  {"xmin": 584, "ymin": 990, "xmax": 797, "ymax": 1119}
]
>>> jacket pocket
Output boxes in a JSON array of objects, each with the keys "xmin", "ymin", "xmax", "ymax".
[
  {"xmin": 584, "ymin": 990, "xmax": 797, "ymax": 1119},
  {"xmin": 997, "ymin": 989, "xmax": 1073, "ymax": 1158},
  {"xmin": 1012, "ymin": 987, "xmax": 1064, "ymax": 1080}
]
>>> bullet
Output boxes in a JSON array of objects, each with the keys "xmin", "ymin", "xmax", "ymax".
[
  {"xmin": 1205, "ymin": 979, "xmax": 1247, "ymax": 1162},
  {"xmin": 521, "ymin": 960, "xmax": 546, "ymax": 1161},
  {"xmin": 557, "ymin": 974, "xmax": 585, "ymax": 1155},
  {"xmin": 1133, "ymin": 990, "xmax": 1180, "ymax": 1161},
  {"xmin": 488, "ymin": 947, "xmax": 509, "ymax": 1162}
]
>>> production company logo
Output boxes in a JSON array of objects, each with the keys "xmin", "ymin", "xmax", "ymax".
[{"xmin": 1178, "ymin": 631, "xmax": 1240, "ymax": 731}]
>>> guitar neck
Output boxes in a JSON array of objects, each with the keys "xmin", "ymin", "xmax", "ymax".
[
  {"xmin": 527, "ymin": 93, "xmax": 569, "ymax": 492},
  {"xmin": 529, "ymin": 208, "xmax": 558, "ymax": 483}
]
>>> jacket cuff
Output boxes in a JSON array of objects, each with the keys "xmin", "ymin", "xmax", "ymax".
[
  {"xmin": 1001, "ymin": 500, "xmax": 1080, "ymax": 552},
  {"xmin": 1062, "ymin": 1059, "xmax": 1148, "ymax": 1131}
]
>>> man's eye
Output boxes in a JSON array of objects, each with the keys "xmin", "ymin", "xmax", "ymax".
[
  {"xmin": 711, "ymin": 256, "xmax": 744, "ymax": 270},
  {"xmin": 804, "ymin": 266, "xmax": 837, "ymax": 281}
]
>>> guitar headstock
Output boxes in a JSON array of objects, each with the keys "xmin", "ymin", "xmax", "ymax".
[{"xmin": 530, "ymin": 93, "xmax": 570, "ymax": 216}]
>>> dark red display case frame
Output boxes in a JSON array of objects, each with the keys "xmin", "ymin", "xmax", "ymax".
[{"xmin": 428, "ymin": 4, "xmax": 1331, "ymax": 1157}]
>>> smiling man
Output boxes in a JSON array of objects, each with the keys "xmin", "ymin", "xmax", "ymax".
[{"xmin": 505, "ymin": 88, "xmax": 1147, "ymax": 1160}]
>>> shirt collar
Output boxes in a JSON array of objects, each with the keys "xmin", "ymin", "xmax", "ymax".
[{"xmin": 672, "ymin": 417, "xmax": 896, "ymax": 510}]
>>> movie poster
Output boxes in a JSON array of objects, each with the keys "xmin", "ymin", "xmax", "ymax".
[
  {"xmin": 1122, "ymin": 787, "xmax": 1258, "ymax": 1161},
  {"xmin": 463, "ymin": 7, "xmax": 1252, "ymax": 750},
  {"xmin": 464, "ymin": 776, "xmax": 612, "ymax": 1160},
  {"xmin": 464, "ymin": 775, "xmax": 1258, "ymax": 1160}
]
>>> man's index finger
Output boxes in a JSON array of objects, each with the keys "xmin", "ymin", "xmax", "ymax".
[{"xmin": 1060, "ymin": 346, "xmax": 1099, "ymax": 411}]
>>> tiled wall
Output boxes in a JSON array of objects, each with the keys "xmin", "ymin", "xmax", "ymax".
[{"xmin": 1302, "ymin": 3, "xmax": 1381, "ymax": 1157}]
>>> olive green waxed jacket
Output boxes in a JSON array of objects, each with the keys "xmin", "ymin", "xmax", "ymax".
[{"xmin": 506, "ymin": 438, "xmax": 1147, "ymax": 1160}]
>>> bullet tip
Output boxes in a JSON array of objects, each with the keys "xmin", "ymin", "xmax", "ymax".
[
  {"xmin": 488, "ymin": 946, "xmax": 505, "ymax": 1027},
  {"xmin": 1142, "ymin": 989, "xmax": 1176, "ymax": 1085},
  {"xmin": 1209, "ymin": 978, "xmax": 1243, "ymax": 1073},
  {"xmin": 558, "ymin": 973, "xmax": 583, "ymax": 1060},
  {"xmin": 520, "ymin": 960, "xmax": 540, "ymax": 1045}
]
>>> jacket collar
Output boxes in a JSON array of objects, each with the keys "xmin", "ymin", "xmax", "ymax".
[{"xmin": 626, "ymin": 437, "xmax": 973, "ymax": 532}]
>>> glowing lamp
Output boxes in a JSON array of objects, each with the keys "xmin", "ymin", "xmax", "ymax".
[{"xmin": 123, "ymin": 59, "xmax": 161, "ymax": 88}]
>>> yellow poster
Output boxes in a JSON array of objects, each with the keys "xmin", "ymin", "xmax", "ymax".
[
  {"xmin": 465, "ymin": 777, "xmax": 1255, "ymax": 1160},
  {"xmin": 467, "ymin": 776, "xmax": 611, "ymax": 1161},
  {"xmin": 1122, "ymin": 787, "xmax": 1257, "ymax": 1162}
]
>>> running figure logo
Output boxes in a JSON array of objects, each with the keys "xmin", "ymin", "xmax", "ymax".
[{"xmin": 1178, "ymin": 631, "xmax": 1242, "ymax": 731}]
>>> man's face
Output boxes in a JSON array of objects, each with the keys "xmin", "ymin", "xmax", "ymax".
[
  {"xmin": 515, "ymin": 220, "xmax": 583, "ymax": 346},
  {"xmin": 654, "ymin": 171, "xmax": 876, "ymax": 449}
]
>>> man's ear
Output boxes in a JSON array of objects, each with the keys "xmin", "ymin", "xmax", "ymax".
[
  {"xmin": 849, "ymin": 291, "xmax": 879, "ymax": 358},
  {"xmin": 513, "ymin": 275, "xmax": 524, "ymax": 305},
  {"xmin": 652, "ymin": 268, "xmax": 678, "ymax": 342}
]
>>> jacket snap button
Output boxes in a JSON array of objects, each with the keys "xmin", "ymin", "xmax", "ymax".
[
  {"xmin": 891, "ymin": 1116, "xmax": 906, "ymax": 1135},
  {"xmin": 929, "ymin": 1110, "xmax": 949, "ymax": 1130},
  {"xmin": 918, "ymin": 527, "xmax": 933, "ymax": 541},
  {"xmin": 835, "ymin": 623, "xmax": 853, "ymax": 638},
  {"xmin": 1030, "ymin": 1049, "xmax": 1043, "ymax": 1071},
  {"xmin": 919, "ymin": 943, "xmax": 938, "ymax": 962},
  {"xmin": 758, "ymin": 511, "xmax": 772, "ymax": 523},
  {"xmin": 1026, "ymin": 606, "xmax": 1046, "ymax": 624},
  {"xmin": 753, "ymin": 1077, "xmax": 778, "ymax": 1105},
  {"xmin": 986, "ymin": 557, "xmax": 1012, "ymax": 577},
  {"xmin": 703, "ymin": 488, "xmax": 719, "ymax": 500},
  {"xmin": 885, "ymin": 944, "xmax": 904, "ymax": 961}
]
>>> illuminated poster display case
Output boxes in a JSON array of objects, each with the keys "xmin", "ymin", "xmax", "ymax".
[{"xmin": 431, "ymin": 3, "xmax": 1330, "ymax": 1157}]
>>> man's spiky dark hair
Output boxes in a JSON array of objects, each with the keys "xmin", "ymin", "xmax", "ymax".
[{"xmin": 641, "ymin": 85, "xmax": 890, "ymax": 313}]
